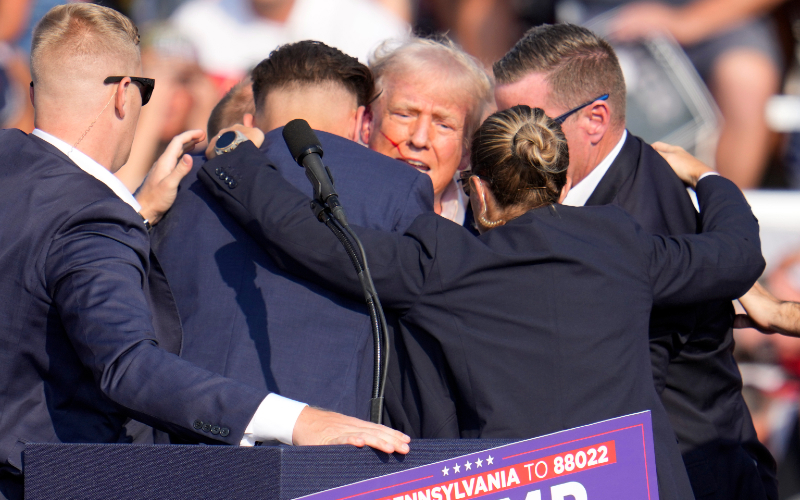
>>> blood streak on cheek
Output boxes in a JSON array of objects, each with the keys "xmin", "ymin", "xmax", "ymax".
[{"xmin": 380, "ymin": 130, "xmax": 410, "ymax": 160}]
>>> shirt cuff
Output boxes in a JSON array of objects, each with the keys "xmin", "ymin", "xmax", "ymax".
[
  {"xmin": 240, "ymin": 393, "xmax": 308, "ymax": 446},
  {"xmin": 698, "ymin": 171, "xmax": 720, "ymax": 182}
]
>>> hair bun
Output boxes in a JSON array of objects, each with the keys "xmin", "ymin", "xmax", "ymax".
[
  {"xmin": 511, "ymin": 120, "xmax": 563, "ymax": 173},
  {"xmin": 469, "ymin": 105, "xmax": 568, "ymax": 210}
]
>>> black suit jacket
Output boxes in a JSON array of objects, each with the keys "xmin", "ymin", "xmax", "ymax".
[
  {"xmin": 198, "ymin": 142, "xmax": 765, "ymax": 500},
  {"xmin": 0, "ymin": 130, "xmax": 268, "ymax": 500},
  {"xmin": 151, "ymin": 128, "xmax": 433, "ymax": 421},
  {"xmin": 586, "ymin": 132, "xmax": 777, "ymax": 499}
]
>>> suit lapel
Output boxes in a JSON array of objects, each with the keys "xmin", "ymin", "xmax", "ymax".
[{"xmin": 585, "ymin": 132, "xmax": 640, "ymax": 207}]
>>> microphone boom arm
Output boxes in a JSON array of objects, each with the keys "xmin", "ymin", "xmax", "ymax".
[
  {"xmin": 312, "ymin": 201, "xmax": 388, "ymax": 424},
  {"xmin": 284, "ymin": 119, "xmax": 388, "ymax": 425}
]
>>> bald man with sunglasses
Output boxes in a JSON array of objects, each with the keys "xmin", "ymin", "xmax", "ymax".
[{"xmin": 0, "ymin": 6, "xmax": 408, "ymax": 499}]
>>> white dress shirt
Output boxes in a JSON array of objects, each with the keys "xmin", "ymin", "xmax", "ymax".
[
  {"xmin": 32, "ymin": 129, "xmax": 307, "ymax": 446},
  {"xmin": 559, "ymin": 129, "xmax": 717, "ymax": 211},
  {"xmin": 562, "ymin": 130, "xmax": 627, "ymax": 207},
  {"xmin": 439, "ymin": 176, "xmax": 467, "ymax": 225},
  {"xmin": 32, "ymin": 129, "xmax": 142, "ymax": 212}
]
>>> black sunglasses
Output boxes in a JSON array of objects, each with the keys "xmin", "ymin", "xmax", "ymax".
[
  {"xmin": 104, "ymin": 76, "xmax": 155, "ymax": 105},
  {"xmin": 553, "ymin": 94, "xmax": 609, "ymax": 124}
]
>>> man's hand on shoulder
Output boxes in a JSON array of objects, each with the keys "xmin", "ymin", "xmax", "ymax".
[
  {"xmin": 292, "ymin": 406, "xmax": 411, "ymax": 455},
  {"xmin": 206, "ymin": 124, "xmax": 265, "ymax": 160},
  {"xmin": 136, "ymin": 129, "xmax": 206, "ymax": 225},
  {"xmin": 652, "ymin": 141, "xmax": 715, "ymax": 188}
]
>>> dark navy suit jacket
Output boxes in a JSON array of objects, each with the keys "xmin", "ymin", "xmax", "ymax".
[
  {"xmin": 198, "ymin": 141, "xmax": 764, "ymax": 500},
  {"xmin": 0, "ymin": 130, "xmax": 268, "ymax": 500},
  {"xmin": 151, "ymin": 128, "xmax": 433, "ymax": 421},
  {"xmin": 586, "ymin": 133, "xmax": 777, "ymax": 499}
]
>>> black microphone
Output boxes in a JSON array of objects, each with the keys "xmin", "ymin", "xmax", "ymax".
[
  {"xmin": 282, "ymin": 119, "xmax": 348, "ymax": 224},
  {"xmin": 282, "ymin": 119, "xmax": 388, "ymax": 424}
]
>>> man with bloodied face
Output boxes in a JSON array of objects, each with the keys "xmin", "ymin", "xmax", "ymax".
[{"xmin": 361, "ymin": 38, "xmax": 493, "ymax": 225}]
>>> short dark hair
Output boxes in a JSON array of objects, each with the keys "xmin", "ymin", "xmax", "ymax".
[
  {"xmin": 493, "ymin": 24, "xmax": 626, "ymax": 128},
  {"xmin": 251, "ymin": 40, "xmax": 374, "ymax": 113},
  {"xmin": 207, "ymin": 75, "xmax": 254, "ymax": 138}
]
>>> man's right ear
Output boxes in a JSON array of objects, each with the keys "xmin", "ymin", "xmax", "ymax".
[
  {"xmin": 359, "ymin": 107, "xmax": 373, "ymax": 146},
  {"xmin": 242, "ymin": 113, "xmax": 254, "ymax": 128}
]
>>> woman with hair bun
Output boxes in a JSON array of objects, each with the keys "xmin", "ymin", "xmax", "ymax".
[
  {"xmin": 466, "ymin": 105, "xmax": 569, "ymax": 232},
  {"xmin": 201, "ymin": 109, "xmax": 763, "ymax": 500}
]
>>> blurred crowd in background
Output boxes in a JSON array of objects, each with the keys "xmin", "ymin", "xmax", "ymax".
[{"xmin": 2, "ymin": 0, "xmax": 800, "ymax": 497}]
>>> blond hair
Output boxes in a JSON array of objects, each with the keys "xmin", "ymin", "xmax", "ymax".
[
  {"xmin": 471, "ymin": 105, "xmax": 568, "ymax": 209},
  {"xmin": 369, "ymin": 36, "xmax": 494, "ymax": 141},
  {"xmin": 30, "ymin": 4, "xmax": 140, "ymax": 84}
]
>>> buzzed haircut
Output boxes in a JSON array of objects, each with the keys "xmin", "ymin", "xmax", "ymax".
[
  {"xmin": 251, "ymin": 41, "xmax": 374, "ymax": 114},
  {"xmin": 493, "ymin": 24, "xmax": 626, "ymax": 128},
  {"xmin": 30, "ymin": 3, "xmax": 140, "ymax": 84},
  {"xmin": 207, "ymin": 76, "xmax": 255, "ymax": 138}
]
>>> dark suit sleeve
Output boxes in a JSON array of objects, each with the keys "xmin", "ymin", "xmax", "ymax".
[
  {"xmin": 644, "ymin": 175, "xmax": 764, "ymax": 305},
  {"xmin": 45, "ymin": 198, "xmax": 268, "ymax": 444},
  {"xmin": 393, "ymin": 173, "xmax": 434, "ymax": 233},
  {"xmin": 199, "ymin": 142, "xmax": 435, "ymax": 312}
]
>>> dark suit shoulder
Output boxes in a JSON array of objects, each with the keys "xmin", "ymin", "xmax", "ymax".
[
  {"xmin": 587, "ymin": 133, "xmax": 698, "ymax": 236},
  {"xmin": 261, "ymin": 128, "xmax": 433, "ymax": 231},
  {"xmin": 4, "ymin": 131, "xmax": 141, "ymax": 220},
  {"xmin": 0, "ymin": 132, "xmax": 150, "ymax": 283}
]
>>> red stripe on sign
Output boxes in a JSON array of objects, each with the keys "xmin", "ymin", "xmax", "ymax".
[
  {"xmin": 641, "ymin": 426, "xmax": 652, "ymax": 500},
  {"xmin": 376, "ymin": 441, "xmax": 616, "ymax": 500},
  {"xmin": 502, "ymin": 424, "xmax": 641, "ymax": 460},
  {"xmin": 519, "ymin": 441, "xmax": 616, "ymax": 484}
]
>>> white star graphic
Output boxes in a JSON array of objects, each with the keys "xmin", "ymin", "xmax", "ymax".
[
  {"xmin": 486, "ymin": 455, "xmax": 494, "ymax": 465},
  {"xmin": 442, "ymin": 466, "xmax": 449, "ymax": 476},
  {"xmin": 453, "ymin": 463, "xmax": 461, "ymax": 474},
  {"xmin": 465, "ymin": 461, "xmax": 472, "ymax": 471},
  {"xmin": 476, "ymin": 458, "xmax": 483, "ymax": 468}
]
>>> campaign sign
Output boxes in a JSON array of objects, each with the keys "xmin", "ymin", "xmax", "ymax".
[{"xmin": 299, "ymin": 412, "xmax": 658, "ymax": 500}]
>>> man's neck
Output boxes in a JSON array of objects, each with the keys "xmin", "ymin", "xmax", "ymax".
[
  {"xmin": 569, "ymin": 127, "xmax": 625, "ymax": 187},
  {"xmin": 35, "ymin": 122, "xmax": 118, "ymax": 172}
]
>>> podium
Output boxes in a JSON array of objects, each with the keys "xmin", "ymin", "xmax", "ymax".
[{"xmin": 24, "ymin": 440, "xmax": 514, "ymax": 500}]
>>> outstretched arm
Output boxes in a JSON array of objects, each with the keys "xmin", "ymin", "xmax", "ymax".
[
  {"xmin": 735, "ymin": 282, "xmax": 800, "ymax": 336},
  {"xmin": 48, "ymin": 198, "xmax": 410, "ymax": 453},
  {"xmin": 644, "ymin": 144, "xmax": 764, "ymax": 304},
  {"xmin": 199, "ymin": 134, "xmax": 437, "ymax": 312}
]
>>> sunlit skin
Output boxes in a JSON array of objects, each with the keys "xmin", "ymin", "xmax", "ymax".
[
  {"xmin": 495, "ymin": 72, "xmax": 619, "ymax": 187},
  {"xmin": 258, "ymin": 83, "xmax": 364, "ymax": 141},
  {"xmin": 31, "ymin": 53, "xmax": 145, "ymax": 172},
  {"xmin": 363, "ymin": 74, "xmax": 470, "ymax": 214}
]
